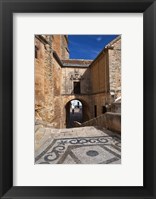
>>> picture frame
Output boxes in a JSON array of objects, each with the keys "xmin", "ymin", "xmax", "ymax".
[{"xmin": 0, "ymin": 0, "xmax": 156, "ymax": 198}]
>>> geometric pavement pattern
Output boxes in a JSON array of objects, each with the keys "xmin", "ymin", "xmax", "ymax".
[{"xmin": 35, "ymin": 135, "xmax": 121, "ymax": 164}]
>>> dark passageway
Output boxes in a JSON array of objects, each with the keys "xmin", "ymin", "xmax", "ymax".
[{"xmin": 66, "ymin": 100, "xmax": 83, "ymax": 128}]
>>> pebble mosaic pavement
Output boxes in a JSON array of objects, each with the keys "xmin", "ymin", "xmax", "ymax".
[{"xmin": 35, "ymin": 126, "xmax": 121, "ymax": 164}]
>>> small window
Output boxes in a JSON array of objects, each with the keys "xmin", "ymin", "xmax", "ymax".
[{"xmin": 73, "ymin": 82, "xmax": 80, "ymax": 94}]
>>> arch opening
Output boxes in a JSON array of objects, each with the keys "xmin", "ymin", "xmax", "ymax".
[{"xmin": 65, "ymin": 99, "xmax": 89, "ymax": 128}]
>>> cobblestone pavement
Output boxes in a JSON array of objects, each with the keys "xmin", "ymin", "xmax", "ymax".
[{"xmin": 35, "ymin": 125, "xmax": 121, "ymax": 164}]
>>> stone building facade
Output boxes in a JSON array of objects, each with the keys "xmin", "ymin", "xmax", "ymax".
[
  {"xmin": 35, "ymin": 35, "xmax": 121, "ymax": 128},
  {"xmin": 107, "ymin": 37, "xmax": 121, "ymax": 99}
]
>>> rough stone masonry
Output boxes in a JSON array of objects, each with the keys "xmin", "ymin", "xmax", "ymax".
[{"xmin": 35, "ymin": 35, "xmax": 121, "ymax": 128}]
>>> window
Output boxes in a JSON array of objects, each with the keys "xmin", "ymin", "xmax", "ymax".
[{"xmin": 73, "ymin": 81, "xmax": 80, "ymax": 94}]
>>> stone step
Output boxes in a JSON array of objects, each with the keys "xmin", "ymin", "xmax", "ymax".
[{"xmin": 35, "ymin": 125, "xmax": 120, "ymax": 152}]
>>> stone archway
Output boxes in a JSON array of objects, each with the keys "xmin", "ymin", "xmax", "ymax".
[{"xmin": 65, "ymin": 98, "xmax": 90, "ymax": 128}]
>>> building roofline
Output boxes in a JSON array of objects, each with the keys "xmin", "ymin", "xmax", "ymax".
[
  {"xmin": 62, "ymin": 59, "xmax": 92, "ymax": 67},
  {"xmin": 89, "ymin": 35, "xmax": 121, "ymax": 67},
  {"xmin": 53, "ymin": 35, "xmax": 121, "ymax": 68},
  {"xmin": 61, "ymin": 65, "xmax": 90, "ymax": 68},
  {"xmin": 53, "ymin": 51, "xmax": 92, "ymax": 68},
  {"xmin": 106, "ymin": 35, "xmax": 121, "ymax": 47},
  {"xmin": 63, "ymin": 59, "xmax": 93, "ymax": 61}
]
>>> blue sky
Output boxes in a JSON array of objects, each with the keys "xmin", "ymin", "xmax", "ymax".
[{"xmin": 68, "ymin": 35, "xmax": 119, "ymax": 60}]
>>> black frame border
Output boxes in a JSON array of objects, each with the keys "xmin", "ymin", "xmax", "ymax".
[{"xmin": 0, "ymin": 0, "xmax": 156, "ymax": 198}]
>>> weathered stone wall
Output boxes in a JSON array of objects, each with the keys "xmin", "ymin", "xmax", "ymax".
[
  {"xmin": 91, "ymin": 93, "xmax": 111, "ymax": 117},
  {"xmin": 35, "ymin": 35, "xmax": 63, "ymax": 128},
  {"xmin": 89, "ymin": 47, "xmax": 111, "ymax": 118},
  {"xmin": 35, "ymin": 37, "xmax": 92, "ymax": 129},
  {"xmin": 80, "ymin": 112, "xmax": 121, "ymax": 133},
  {"xmin": 111, "ymin": 103, "xmax": 121, "ymax": 113},
  {"xmin": 35, "ymin": 37, "xmax": 45, "ymax": 112},
  {"xmin": 52, "ymin": 35, "xmax": 62, "ymax": 59},
  {"xmin": 61, "ymin": 67, "xmax": 91, "ymax": 95},
  {"xmin": 52, "ymin": 35, "xmax": 69, "ymax": 60},
  {"xmin": 60, "ymin": 61, "xmax": 93, "ymax": 127},
  {"xmin": 108, "ymin": 36, "xmax": 121, "ymax": 99},
  {"xmin": 89, "ymin": 36, "xmax": 121, "ymax": 118},
  {"xmin": 51, "ymin": 57, "xmax": 63, "ymax": 128},
  {"xmin": 35, "ymin": 34, "xmax": 121, "ymax": 129},
  {"xmin": 35, "ymin": 36, "xmax": 54, "ymax": 122},
  {"xmin": 90, "ymin": 51, "xmax": 109, "ymax": 94},
  {"xmin": 61, "ymin": 35, "xmax": 69, "ymax": 59}
]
